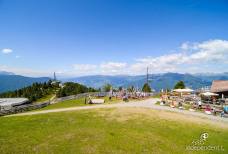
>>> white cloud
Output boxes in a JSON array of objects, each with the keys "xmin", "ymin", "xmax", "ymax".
[
  {"xmin": 2, "ymin": 48, "xmax": 13, "ymax": 54},
  {"xmin": 129, "ymin": 39, "xmax": 228, "ymax": 74},
  {"xmin": 100, "ymin": 62, "xmax": 127, "ymax": 73},
  {"xmin": 186, "ymin": 39, "xmax": 228, "ymax": 63},
  {"xmin": 0, "ymin": 65, "xmax": 53, "ymax": 77},
  {"xmin": 72, "ymin": 62, "xmax": 127, "ymax": 75},
  {"xmin": 180, "ymin": 42, "xmax": 189, "ymax": 50},
  {"xmin": 2, "ymin": 39, "xmax": 228, "ymax": 77},
  {"xmin": 73, "ymin": 64, "xmax": 97, "ymax": 74}
]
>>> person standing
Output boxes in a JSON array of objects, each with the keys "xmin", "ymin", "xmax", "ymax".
[{"xmin": 198, "ymin": 99, "xmax": 202, "ymax": 109}]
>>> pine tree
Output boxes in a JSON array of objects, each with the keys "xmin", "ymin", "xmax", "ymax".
[
  {"xmin": 174, "ymin": 81, "xmax": 185, "ymax": 89},
  {"xmin": 142, "ymin": 83, "xmax": 152, "ymax": 92}
]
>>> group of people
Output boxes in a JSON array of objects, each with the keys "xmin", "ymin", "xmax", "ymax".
[
  {"xmin": 109, "ymin": 90, "xmax": 151, "ymax": 102},
  {"xmin": 161, "ymin": 93, "xmax": 227, "ymax": 117}
]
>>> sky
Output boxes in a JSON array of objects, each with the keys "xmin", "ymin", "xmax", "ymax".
[{"xmin": 0, "ymin": 0, "xmax": 228, "ymax": 77}]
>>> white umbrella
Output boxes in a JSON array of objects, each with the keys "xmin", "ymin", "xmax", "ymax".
[
  {"xmin": 173, "ymin": 88, "xmax": 194, "ymax": 97},
  {"xmin": 201, "ymin": 92, "xmax": 218, "ymax": 96},
  {"xmin": 173, "ymin": 88, "xmax": 194, "ymax": 93}
]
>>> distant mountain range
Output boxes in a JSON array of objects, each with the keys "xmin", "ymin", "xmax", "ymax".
[
  {"xmin": 64, "ymin": 73, "xmax": 228, "ymax": 91},
  {"xmin": 0, "ymin": 72, "xmax": 50, "ymax": 93},
  {"xmin": 0, "ymin": 71, "xmax": 15, "ymax": 75},
  {"xmin": 1, "ymin": 71, "xmax": 228, "ymax": 93}
]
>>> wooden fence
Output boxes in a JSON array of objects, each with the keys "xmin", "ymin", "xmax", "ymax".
[
  {"xmin": 0, "ymin": 92, "xmax": 153, "ymax": 116},
  {"xmin": 0, "ymin": 92, "xmax": 108, "ymax": 116}
]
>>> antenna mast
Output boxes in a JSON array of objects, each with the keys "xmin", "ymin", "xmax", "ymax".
[
  {"xmin": 146, "ymin": 67, "xmax": 149, "ymax": 84},
  {"xmin": 54, "ymin": 72, "xmax": 57, "ymax": 81}
]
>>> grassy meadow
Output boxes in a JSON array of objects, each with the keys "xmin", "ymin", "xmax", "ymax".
[
  {"xmin": 37, "ymin": 96, "xmax": 122, "ymax": 111},
  {"xmin": 34, "ymin": 94, "xmax": 55, "ymax": 104},
  {"xmin": 0, "ymin": 107, "xmax": 227, "ymax": 154}
]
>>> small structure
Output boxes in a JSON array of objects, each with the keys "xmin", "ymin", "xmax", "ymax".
[
  {"xmin": 211, "ymin": 80, "xmax": 228, "ymax": 97},
  {"xmin": 90, "ymin": 99, "xmax": 105, "ymax": 104},
  {"xmin": 0, "ymin": 98, "xmax": 29, "ymax": 111}
]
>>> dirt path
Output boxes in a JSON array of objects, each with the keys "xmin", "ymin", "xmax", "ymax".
[{"xmin": 4, "ymin": 98, "xmax": 228, "ymax": 124}]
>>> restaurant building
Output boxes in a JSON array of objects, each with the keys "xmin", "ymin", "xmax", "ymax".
[{"xmin": 211, "ymin": 80, "xmax": 228, "ymax": 98}]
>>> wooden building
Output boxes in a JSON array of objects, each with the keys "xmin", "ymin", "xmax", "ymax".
[{"xmin": 211, "ymin": 80, "xmax": 228, "ymax": 97}]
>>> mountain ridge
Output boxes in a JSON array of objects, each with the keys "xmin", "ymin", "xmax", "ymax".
[
  {"xmin": 63, "ymin": 72, "xmax": 228, "ymax": 91},
  {"xmin": 0, "ymin": 74, "xmax": 51, "ymax": 93},
  {"xmin": 1, "ymin": 72, "xmax": 228, "ymax": 93}
]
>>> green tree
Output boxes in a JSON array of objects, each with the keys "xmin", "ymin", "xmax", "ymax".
[
  {"xmin": 174, "ymin": 81, "xmax": 185, "ymax": 89},
  {"xmin": 127, "ymin": 86, "xmax": 135, "ymax": 92},
  {"xmin": 103, "ymin": 84, "xmax": 112, "ymax": 92},
  {"xmin": 0, "ymin": 80, "xmax": 57, "ymax": 102},
  {"xmin": 142, "ymin": 83, "xmax": 151, "ymax": 92},
  {"xmin": 56, "ymin": 82, "xmax": 97, "ymax": 97},
  {"xmin": 118, "ymin": 86, "xmax": 123, "ymax": 91}
]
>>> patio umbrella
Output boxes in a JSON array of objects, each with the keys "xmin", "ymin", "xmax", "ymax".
[
  {"xmin": 173, "ymin": 88, "xmax": 194, "ymax": 93},
  {"xmin": 201, "ymin": 92, "xmax": 219, "ymax": 104},
  {"xmin": 173, "ymin": 88, "xmax": 194, "ymax": 97},
  {"xmin": 201, "ymin": 92, "xmax": 218, "ymax": 96}
]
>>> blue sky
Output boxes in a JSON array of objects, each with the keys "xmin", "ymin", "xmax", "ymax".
[{"xmin": 0, "ymin": 0, "xmax": 228, "ymax": 77}]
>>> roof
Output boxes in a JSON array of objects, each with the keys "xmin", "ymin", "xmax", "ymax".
[
  {"xmin": 211, "ymin": 80, "xmax": 228, "ymax": 93},
  {"xmin": 0, "ymin": 98, "xmax": 28, "ymax": 107}
]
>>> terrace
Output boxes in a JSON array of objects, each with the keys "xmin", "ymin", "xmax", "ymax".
[{"xmin": 160, "ymin": 87, "xmax": 228, "ymax": 118}]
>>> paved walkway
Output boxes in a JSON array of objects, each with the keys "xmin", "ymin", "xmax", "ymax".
[{"xmin": 4, "ymin": 98, "xmax": 228, "ymax": 123}]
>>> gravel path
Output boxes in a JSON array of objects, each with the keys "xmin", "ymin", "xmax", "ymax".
[{"xmin": 4, "ymin": 98, "xmax": 228, "ymax": 123}]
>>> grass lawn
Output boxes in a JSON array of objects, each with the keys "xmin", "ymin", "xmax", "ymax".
[
  {"xmin": 37, "ymin": 96, "xmax": 122, "ymax": 111},
  {"xmin": 33, "ymin": 94, "xmax": 55, "ymax": 104},
  {"xmin": 0, "ymin": 108, "xmax": 227, "ymax": 154},
  {"xmin": 38, "ymin": 97, "xmax": 88, "ymax": 110},
  {"xmin": 151, "ymin": 93, "xmax": 161, "ymax": 98}
]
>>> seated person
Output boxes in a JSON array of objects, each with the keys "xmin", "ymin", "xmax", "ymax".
[
  {"xmin": 178, "ymin": 101, "xmax": 184, "ymax": 109},
  {"xmin": 160, "ymin": 100, "xmax": 165, "ymax": 105},
  {"xmin": 224, "ymin": 106, "xmax": 228, "ymax": 114},
  {"xmin": 123, "ymin": 95, "xmax": 128, "ymax": 102},
  {"xmin": 170, "ymin": 100, "xmax": 175, "ymax": 108}
]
